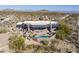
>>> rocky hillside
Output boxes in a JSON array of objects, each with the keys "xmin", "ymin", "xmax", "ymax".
[{"xmin": 0, "ymin": 10, "xmax": 66, "ymax": 31}]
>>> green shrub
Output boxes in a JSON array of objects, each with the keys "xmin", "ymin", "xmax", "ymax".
[
  {"xmin": 40, "ymin": 40, "xmax": 49, "ymax": 46},
  {"xmin": 56, "ymin": 20, "xmax": 72, "ymax": 40},
  {"xmin": 0, "ymin": 27, "xmax": 7, "ymax": 33},
  {"xmin": 26, "ymin": 44, "xmax": 34, "ymax": 49},
  {"xmin": 8, "ymin": 35, "xmax": 25, "ymax": 53}
]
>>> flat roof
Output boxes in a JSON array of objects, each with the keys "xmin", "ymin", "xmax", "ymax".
[{"xmin": 24, "ymin": 21, "xmax": 58, "ymax": 25}]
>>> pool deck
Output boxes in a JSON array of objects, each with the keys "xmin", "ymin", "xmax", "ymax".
[
  {"xmin": 26, "ymin": 29, "xmax": 56, "ymax": 42},
  {"xmin": 32, "ymin": 29, "xmax": 49, "ymax": 36}
]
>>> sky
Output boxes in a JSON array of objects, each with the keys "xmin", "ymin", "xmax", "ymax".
[{"xmin": 0, "ymin": 5, "xmax": 79, "ymax": 11}]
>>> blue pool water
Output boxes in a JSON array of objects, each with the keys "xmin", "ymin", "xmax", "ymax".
[{"xmin": 32, "ymin": 36, "xmax": 49, "ymax": 38}]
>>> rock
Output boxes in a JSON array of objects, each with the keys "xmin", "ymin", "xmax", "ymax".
[{"xmin": 76, "ymin": 43, "xmax": 79, "ymax": 48}]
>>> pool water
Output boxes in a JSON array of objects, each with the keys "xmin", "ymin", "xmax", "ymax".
[{"xmin": 32, "ymin": 36, "xmax": 49, "ymax": 38}]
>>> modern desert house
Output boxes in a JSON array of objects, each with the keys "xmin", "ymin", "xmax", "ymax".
[{"xmin": 16, "ymin": 21, "xmax": 59, "ymax": 32}]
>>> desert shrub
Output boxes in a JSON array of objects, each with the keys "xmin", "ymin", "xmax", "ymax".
[
  {"xmin": 8, "ymin": 35, "xmax": 25, "ymax": 53},
  {"xmin": 33, "ymin": 45, "xmax": 45, "ymax": 53},
  {"xmin": 40, "ymin": 40, "xmax": 49, "ymax": 46},
  {"xmin": 49, "ymin": 40, "xmax": 61, "ymax": 52},
  {"xmin": 56, "ymin": 20, "xmax": 72, "ymax": 40},
  {"xmin": 0, "ymin": 27, "xmax": 8, "ymax": 33},
  {"xmin": 26, "ymin": 44, "xmax": 34, "ymax": 49},
  {"xmin": 34, "ymin": 40, "xmax": 59, "ymax": 53},
  {"xmin": 28, "ymin": 39, "xmax": 60, "ymax": 53}
]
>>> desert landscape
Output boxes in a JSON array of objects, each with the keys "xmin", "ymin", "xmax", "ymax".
[{"xmin": 0, "ymin": 7, "xmax": 78, "ymax": 53}]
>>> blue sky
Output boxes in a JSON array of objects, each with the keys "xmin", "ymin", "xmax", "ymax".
[{"xmin": 0, "ymin": 5, "xmax": 79, "ymax": 11}]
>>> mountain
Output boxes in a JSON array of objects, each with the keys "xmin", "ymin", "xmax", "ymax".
[
  {"xmin": 2, "ymin": 9, "xmax": 15, "ymax": 11},
  {"xmin": 35, "ymin": 9, "xmax": 49, "ymax": 13},
  {"xmin": 53, "ymin": 11, "xmax": 79, "ymax": 14}
]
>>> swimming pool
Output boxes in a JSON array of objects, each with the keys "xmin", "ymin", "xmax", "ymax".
[{"xmin": 32, "ymin": 36, "xmax": 49, "ymax": 38}]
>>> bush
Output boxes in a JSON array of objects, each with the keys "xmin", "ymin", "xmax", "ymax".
[
  {"xmin": 8, "ymin": 35, "xmax": 25, "ymax": 53},
  {"xmin": 56, "ymin": 20, "xmax": 72, "ymax": 40},
  {"xmin": 0, "ymin": 27, "xmax": 7, "ymax": 33},
  {"xmin": 26, "ymin": 44, "xmax": 34, "ymax": 49},
  {"xmin": 40, "ymin": 40, "xmax": 49, "ymax": 46},
  {"xmin": 33, "ymin": 45, "xmax": 45, "ymax": 53}
]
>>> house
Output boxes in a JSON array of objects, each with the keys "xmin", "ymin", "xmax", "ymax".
[
  {"xmin": 16, "ymin": 21, "xmax": 59, "ymax": 32},
  {"xmin": 16, "ymin": 21, "xmax": 59, "ymax": 42}
]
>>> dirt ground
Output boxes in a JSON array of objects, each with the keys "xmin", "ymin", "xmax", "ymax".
[{"xmin": 0, "ymin": 33, "xmax": 10, "ymax": 52}]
